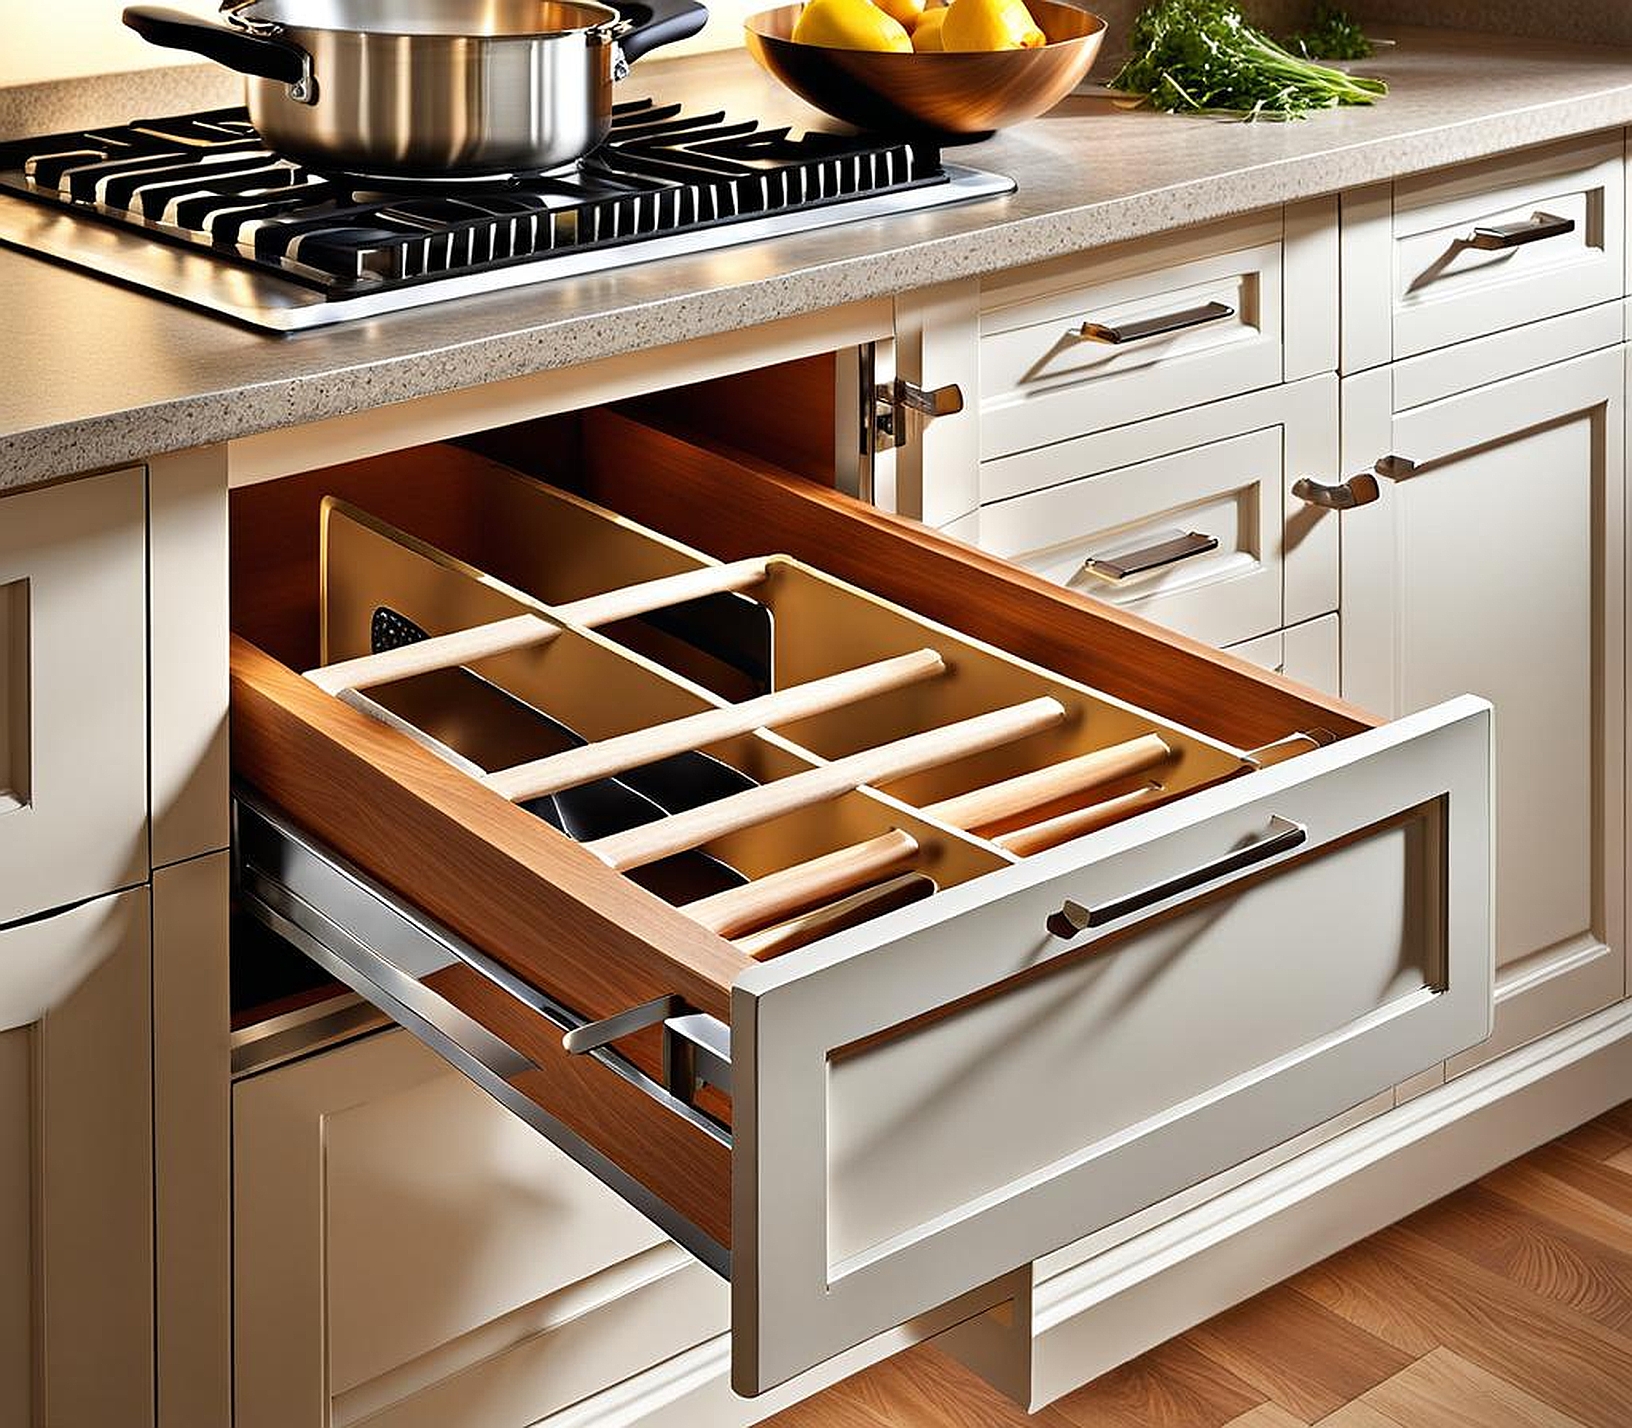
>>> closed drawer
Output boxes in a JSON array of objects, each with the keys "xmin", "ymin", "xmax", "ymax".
[
  {"xmin": 975, "ymin": 378, "xmax": 1338, "ymax": 647},
  {"xmin": 227, "ymin": 425, "xmax": 1492, "ymax": 1398},
  {"xmin": 1345, "ymin": 133, "xmax": 1625, "ymax": 368},
  {"xmin": 0, "ymin": 469, "xmax": 147, "ymax": 925},
  {"xmin": 979, "ymin": 214, "xmax": 1289, "ymax": 461}
]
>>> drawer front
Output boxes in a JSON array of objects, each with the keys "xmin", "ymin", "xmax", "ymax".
[
  {"xmin": 733, "ymin": 697, "xmax": 1491, "ymax": 1393},
  {"xmin": 0, "ymin": 469, "xmax": 147, "ymax": 925},
  {"xmin": 979, "ymin": 216, "xmax": 1285, "ymax": 461},
  {"xmin": 975, "ymin": 378, "xmax": 1339, "ymax": 646},
  {"xmin": 1389, "ymin": 135, "xmax": 1624, "ymax": 360}
]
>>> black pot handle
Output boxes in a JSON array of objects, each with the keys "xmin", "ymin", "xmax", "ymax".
[
  {"xmin": 613, "ymin": 0, "xmax": 708, "ymax": 64},
  {"xmin": 122, "ymin": 7, "xmax": 311, "ymax": 90}
]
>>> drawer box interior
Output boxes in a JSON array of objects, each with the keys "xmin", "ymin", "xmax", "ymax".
[{"xmin": 228, "ymin": 414, "xmax": 1490, "ymax": 1395}]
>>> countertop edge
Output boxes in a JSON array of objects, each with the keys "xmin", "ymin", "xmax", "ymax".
[{"xmin": 7, "ymin": 58, "xmax": 1632, "ymax": 491}]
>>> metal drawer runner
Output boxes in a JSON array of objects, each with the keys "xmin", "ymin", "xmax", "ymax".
[{"xmin": 232, "ymin": 791, "xmax": 734, "ymax": 1275}]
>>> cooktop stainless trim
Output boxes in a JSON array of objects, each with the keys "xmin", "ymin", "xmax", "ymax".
[{"xmin": 0, "ymin": 164, "xmax": 1014, "ymax": 332}]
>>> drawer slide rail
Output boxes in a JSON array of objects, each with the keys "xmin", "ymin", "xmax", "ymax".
[{"xmin": 232, "ymin": 791, "xmax": 733, "ymax": 1276}]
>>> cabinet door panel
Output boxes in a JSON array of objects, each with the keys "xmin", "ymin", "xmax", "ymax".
[
  {"xmin": 0, "ymin": 1027, "xmax": 30, "ymax": 1428},
  {"xmin": 0, "ymin": 888, "xmax": 154, "ymax": 1427},
  {"xmin": 1342, "ymin": 346, "xmax": 1625, "ymax": 1056},
  {"xmin": 234, "ymin": 1029, "xmax": 727, "ymax": 1428}
]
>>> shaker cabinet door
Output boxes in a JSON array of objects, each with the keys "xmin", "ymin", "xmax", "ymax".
[{"xmin": 1342, "ymin": 344, "xmax": 1626, "ymax": 1066}]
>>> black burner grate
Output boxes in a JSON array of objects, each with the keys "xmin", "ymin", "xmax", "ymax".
[{"xmin": 0, "ymin": 101, "xmax": 946, "ymax": 295}]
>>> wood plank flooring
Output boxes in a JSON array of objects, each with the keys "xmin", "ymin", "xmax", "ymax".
[{"xmin": 763, "ymin": 1103, "xmax": 1632, "ymax": 1428}]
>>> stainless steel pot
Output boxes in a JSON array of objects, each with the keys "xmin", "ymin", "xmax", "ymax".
[{"xmin": 122, "ymin": 0, "xmax": 708, "ymax": 178}]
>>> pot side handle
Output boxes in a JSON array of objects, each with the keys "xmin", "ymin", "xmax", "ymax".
[
  {"xmin": 615, "ymin": 0, "xmax": 708, "ymax": 63},
  {"xmin": 122, "ymin": 6, "xmax": 309, "ymax": 87}
]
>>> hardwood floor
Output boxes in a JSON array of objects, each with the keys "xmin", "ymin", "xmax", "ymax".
[{"xmin": 763, "ymin": 1103, "xmax": 1632, "ymax": 1428}]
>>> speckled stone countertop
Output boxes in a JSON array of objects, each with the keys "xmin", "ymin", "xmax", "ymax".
[{"xmin": 5, "ymin": 26, "xmax": 1632, "ymax": 491}]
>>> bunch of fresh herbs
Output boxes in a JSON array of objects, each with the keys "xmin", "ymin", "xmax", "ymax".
[
  {"xmin": 1110, "ymin": 0, "xmax": 1387, "ymax": 121},
  {"xmin": 1288, "ymin": 4, "xmax": 1374, "ymax": 60}
]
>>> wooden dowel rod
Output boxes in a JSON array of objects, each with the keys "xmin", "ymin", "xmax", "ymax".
[
  {"xmin": 586, "ymin": 697, "xmax": 1066, "ymax": 872},
  {"xmin": 681, "ymin": 733, "xmax": 1169, "ymax": 937},
  {"xmin": 305, "ymin": 557, "xmax": 769, "ymax": 695},
  {"xmin": 735, "ymin": 874, "xmax": 937, "ymax": 961},
  {"xmin": 683, "ymin": 829, "xmax": 922, "ymax": 938},
  {"xmin": 993, "ymin": 782, "xmax": 1162, "ymax": 856},
  {"xmin": 484, "ymin": 649, "xmax": 946, "ymax": 803},
  {"xmin": 554, "ymin": 557, "xmax": 770, "ymax": 630},
  {"xmin": 307, "ymin": 612, "xmax": 552, "ymax": 695},
  {"xmin": 922, "ymin": 733, "xmax": 1172, "ymax": 832}
]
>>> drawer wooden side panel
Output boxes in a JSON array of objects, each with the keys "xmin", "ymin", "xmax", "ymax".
[
  {"xmin": 230, "ymin": 641, "xmax": 737, "ymax": 1245},
  {"xmin": 231, "ymin": 638, "xmax": 743, "ymax": 1020},
  {"xmin": 578, "ymin": 411, "xmax": 1374, "ymax": 752}
]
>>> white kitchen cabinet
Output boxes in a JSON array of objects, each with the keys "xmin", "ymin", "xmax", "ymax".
[
  {"xmin": 1342, "ymin": 342, "xmax": 1626, "ymax": 1072},
  {"xmin": 973, "ymin": 378, "xmax": 1340, "ymax": 649},
  {"xmin": 1341, "ymin": 134, "xmax": 1626, "ymax": 372},
  {"xmin": 0, "ymin": 886, "xmax": 154, "ymax": 1428},
  {"xmin": 233, "ymin": 1028, "xmax": 728, "ymax": 1428},
  {"xmin": 0, "ymin": 467, "xmax": 148, "ymax": 926}
]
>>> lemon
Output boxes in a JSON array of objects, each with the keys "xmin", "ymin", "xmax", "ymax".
[
  {"xmin": 791, "ymin": 0, "xmax": 914, "ymax": 50},
  {"xmin": 910, "ymin": 3, "xmax": 948, "ymax": 49},
  {"xmin": 876, "ymin": 0, "xmax": 926, "ymax": 26},
  {"xmin": 941, "ymin": 0, "xmax": 1046, "ymax": 50}
]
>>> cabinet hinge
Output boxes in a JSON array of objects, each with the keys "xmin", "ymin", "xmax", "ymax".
[{"xmin": 872, "ymin": 377, "xmax": 965, "ymax": 453}]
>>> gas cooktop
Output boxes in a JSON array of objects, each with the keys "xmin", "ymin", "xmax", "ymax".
[{"xmin": 0, "ymin": 100, "xmax": 1013, "ymax": 332}]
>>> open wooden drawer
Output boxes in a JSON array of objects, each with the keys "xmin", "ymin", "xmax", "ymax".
[{"xmin": 228, "ymin": 416, "xmax": 1494, "ymax": 1397}]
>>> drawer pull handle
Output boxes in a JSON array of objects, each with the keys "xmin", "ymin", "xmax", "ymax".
[
  {"xmin": 1080, "ymin": 529, "xmax": 1218, "ymax": 583},
  {"xmin": 1079, "ymin": 300, "xmax": 1235, "ymax": 345},
  {"xmin": 1046, "ymin": 814, "xmax": 1308, "ymax": 938},
  {"xmin": 1467, "ymin": 212, "xmax": 1575, "ymax": 251}
]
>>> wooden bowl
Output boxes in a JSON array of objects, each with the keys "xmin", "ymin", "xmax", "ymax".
[{"xmin": 743, "ymin": 1, "xmax": 1105, "ymax": 138}]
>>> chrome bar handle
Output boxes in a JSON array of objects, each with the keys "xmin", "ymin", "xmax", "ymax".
[
  {"xmin": 1046, "ymin": 815, "xmax": 1308, "ymax": 938},
  {"xmin": 1079, "ymin": 528, "xmax": 1218, "ymax": 583},
  {"xmin": 1467, "ymin": 213, "xmax": 1575, "ymax": 251},
  {"xmin": 1079, "ymin": 299, "xmax": 1235, "ymax": 345}
]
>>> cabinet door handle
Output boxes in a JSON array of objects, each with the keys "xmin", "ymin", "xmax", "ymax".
[
  {"xmin": 1293, "ymin": 454, "xmax": 1416, "ymax": 510},
  {"xmin": 1078, "ymin": 300, "xmax": 1235, "ymax": 345},
  {"xmin": 1079, "ymin": 528, "xmax": 1218, "ymax": 583},
  {"xmin": 1467, "ymin": 212, "xmax": 1575, "ymax": 251},
  {"xmin": 1046, "ymin": 815, "xmax": 1308, "ymax": 937},
  {"xmin": 1292, "ymin": 473, "xmax": 1380, "ymax": 510}
]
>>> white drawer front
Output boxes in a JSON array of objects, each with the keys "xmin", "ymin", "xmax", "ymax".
[
  {"xmin": 975, "ymin": 379, "xmax": 1339, "ymax": 647},
  {"xmin": 1390, "ymin": 135, "xmax": 1625, "ymax": 360},
  {"xmin": 979, "ymin": 219, "xmax": 1285, "ymax": 461},
  {"xmin": 0, "ymin": 469, "xmax": 147, "ymax": 925},
  {"xmin": 733, "ymin": 696, "xmax": 1493, "ymax": 1393}
]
